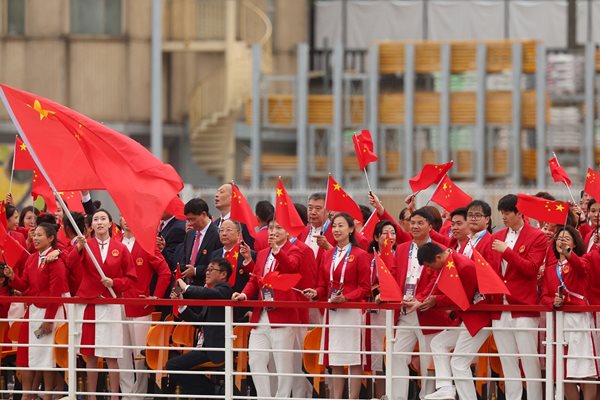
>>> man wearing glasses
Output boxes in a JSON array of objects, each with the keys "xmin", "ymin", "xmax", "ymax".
[{"xmin": 166, "ymin": 258, "xmax": 234, "ymax": 395}]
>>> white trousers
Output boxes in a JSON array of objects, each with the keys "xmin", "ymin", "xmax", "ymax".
[
  {"xmin": 118, "ymin": 314, "xmax": 152, "ymax": 400},
  {"xmin": 292, "ymin": 326, "xmax": 312, "ymax": 398},
  {"xmin": 391, "ymin": 312, "xmax": 435, "ymax": 400},
  {"xmin": 492, "ymin": 313, "xmax": 541, "ymax": 400},
  {"xmin": 248, "ymin": 312, "xmax": 296, "ymax": 399},
  {"xmin": 429, "ymin": 323, "xmax": 490, "ymax": 400}
]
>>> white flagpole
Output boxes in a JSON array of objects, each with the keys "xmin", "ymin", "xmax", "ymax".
[
  {"xmin": 0, "ymin": 88, "xmax": 116, "ymax": 298},
  {"xmin": 9, "ymin": 135, "xmax": 16, "ymax": 194}
]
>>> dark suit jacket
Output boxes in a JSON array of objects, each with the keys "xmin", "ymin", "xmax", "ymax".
[
  {"xmin": 214, "ymin": 216, "xmax": 255, "ymax": 249},
  {"xmin": 181, "ymin": 281, "xmax": 234, "ymax": 363},
  {"xmin": 181, "ymin": 222, "xmax": 222, "ymax": 286},
  {"xmin": 160, "ymin": 217, "xmax": 186, "ymax": 270}
]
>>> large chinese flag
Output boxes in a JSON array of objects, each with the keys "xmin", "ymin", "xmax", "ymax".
[
  {"xmin": 584, "ymin": 168, "xmax": 600, "ymax": 203},
  {"xmin": 431, "ymin": 175, "xmax": 472, "ymax": 212},
  {"xmin": 516, "ymin": 193, "xmax": 569, "ymax": 225},
  {"xmin": 325, "ymin": 176, "xmax": 363, "ymax": 222},
  {"xmin": 352, "ymin": 130, "xmax": 378, "ymax": 170},
  {"xmin": 437, "ymin": 253, "xmax": 470, "ymax": 311},
  {"xmin": 472, "ymin": 249, "xmax": 510, "ymax": 295},
  {"xmin": 548, "ymin": 156, "xmax": 572, "ymax": 186},
  {"xmin": 230, "ymin": 183, "xmax": 258, "ymax": 238},
  {"xmin": 0, "ymin": 84, "xmax": 183, "ymax": 254},
  {"xmin": 275, "ymin": 179, "xmax": 305, "ymax": 237},
  {"xmin": 409, "ymin": 162, "xmax": 454, "ymax": 192}
]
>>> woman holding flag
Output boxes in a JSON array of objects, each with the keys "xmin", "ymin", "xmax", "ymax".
[
  {"xmin": 68, "ymin": 209, "xmax": 136, "ymax": 400},
  {"xmin": 304, "ymin": 212, "xmax": 370, "ymax": 399}
]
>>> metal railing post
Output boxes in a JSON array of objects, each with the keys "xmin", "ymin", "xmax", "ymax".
[
  {"xmin": 385, "ymin": 309, "xmax": 394, "ymax": 398},
  {"xmin": 544, "ymin": 311, "xmax": 554, "ymax": 400},
  {"xmin": 67, "ymin": 302, "xmax": 77, "ymax": 399},
  {"xmin": 225, "ymin": 305, "xmax": 234, "ymax": 400},
  {"xmin": 556, "ymin": 311, "xmax": 565, "ymax": 399}
]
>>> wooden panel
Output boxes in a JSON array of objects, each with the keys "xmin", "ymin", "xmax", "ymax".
[
  {"xmin": 486, "ymin": 91, "xmax": 512, "ymax": 124},
  {"xmin": 450, "ymin": 92, "xmax": 476, "ymax": 124},
  {"xmin": 349, "ymin": 95, "xmax": 365, "ymax": 125},
  {"xmin": 522, "ymin": 149, "xmax": 536, "ymax": 180},
  {"xmin": 127, "ymin": 41, "xmax": 151, "ymax": 121},
  {"xmin": 422, "ymin": 150, "xmax": 437, "ymax": 165},
  {"xmin": 521, "ymin": 40, "xmax": 537, "ymax": 74},
  {"xmin": 596, "ymin": 49, "xmax": 600, "ymax": 72},
  {"xmin": 414, "ymin": 92, "xmax": 440, "ymax": 124},
  {"xmin": 451, "ymin": 41, "xmax": 477, "ymax": 73},
  {"xmin": 415, "ymin": 42, "xmax": 441, "ymax": 73},
  {"xmin": 378, "ymin": 93, "xmax": 404, "ymax": 124},
  {"xmin": 456, "ymin": 150, "xmax": 472, "ymax": 174},
  {"xmin": 385, "ymin": 150, "xmax": 400, "ymax": 174},
  {"xmin": 379, "ymin": 42, "xmax": 404, "ymax": 74},
  {"xmin": 493, "ymin": 149, "xmax": 509, "ymax": 175},
  {"xmin": 486, "ymin": 41, "xmax": 513, "ymax": 73},
  {"xmin": 26, "ymin": 0, "xmax": 65, "ymax": 36},
  {"xmin": 308, "ymin": 95, "xmax": 333, "ymax": 125},
  {"xmin": 268, "ymin": 95, "xmax": 294, "ymax": 125},
  {"xmin": 521, "ymin": 90, "xmax": 550, "ymax": 129}
]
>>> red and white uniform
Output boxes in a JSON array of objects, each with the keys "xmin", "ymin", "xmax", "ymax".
[
  {"xmin": 316, "ymin": 244, "xmax": 370, "ymax": 367},
  {"xmin": 11, "ymin": 248, "xmax": 68, "ymax": 368},
  {"xmin": 68, "ymin": 238, "xmax": 136, "ymax": 358}
]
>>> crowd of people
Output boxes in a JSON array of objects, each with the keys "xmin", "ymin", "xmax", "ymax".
[{"xmin": 1, "ymin": 183, "xmax": 599, "ymax": 400}]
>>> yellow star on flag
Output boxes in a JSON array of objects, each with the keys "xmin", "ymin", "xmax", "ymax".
[
  {"xmin": 276, "ymin": 188, "xmax": 283, "ymax": 196},
  {"xmin": 29, "ymin": 99, "xmax": 55, "ymax": 120},
  {"xmin": 233, "ymin": 251, "xmax": 239, "ymax": 260},
  {"xmin": 19, "ymin": 142, "xmax": 27, "ymax": 151},
  {"xmin": 445, "ymin": 260, "xmax": 455, "ymax": 269},
  {"xmin": 555, "ymin": 204, "xmax": 565, "ymax": 212},
  {"xmin": 443, "ymin": 183, "xmax": 448, "ymax": 190},
  {"xmin": 333, "ymin": 183, "xmax": 341, "ymax": 191}
]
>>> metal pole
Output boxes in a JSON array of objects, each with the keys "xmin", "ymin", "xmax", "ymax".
[
  {"xmin": 151, "ymin": 0, "xmax": 163, "ymax": 159},
  {"xmin": 224, "ymin": 306, "xmax": 233, "ymax": 400},
  {"xmin": 440, "ymin": 43, "xmax": 450, "ymax": 164},
  {"xmin": 0, "ymin": 88, "xmax": 116, "ymax": 298},
  {"xmin": 511, "ymin": 42, "xmax": 523, "ymax": 186},
  {"xmin": 332, "ymin": 43, "xmax": 344, "ymax": 179},
  {"xmin": 536, "ymin": 42, "xmax": 547, "ymax": 187},
  {"xmin": 67, "ymin": 303, "xmax": 77, "ymax": 399},
  {"xmin": 404, "ymin": 44, "xmax": 416, "ymax": 184},
  {"xmin": 556, "ymin": 311, "xmax": 565, "ymax": 399},
  {"xmin": 297, "ymin": 43, "xmax": 309, "ymax": 190},
  {"xmin": 251, "ymin": 44, "xmax": 262, "ymax": 190},
  {"xmin": 385, "ymin": 309, "xmax": 394, "ymax": 398},
  {"xmin": 584, "ymin": 41, "xmax": 595, "ymax": 169},
  {"xmin": 544, "ymin": 311, "xmax": 555, "ymax": 400},
  {"xmin": 475, "ymin": 43, "xmax": 487, "ymax": 186},
  {"xmin": 368, "ymin": 43, "xmax": 380, "ymax": 189}
]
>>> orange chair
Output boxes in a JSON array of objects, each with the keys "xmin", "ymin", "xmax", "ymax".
[
  {"xmin": 145, "ymin": 318, "xmax": 175, "ymax": 388},
  {"xmin": 233, "ymin": 325, "xmax": 251, "ymax": 393},
  {"xmin": 303, "ymin": 327, "xmax": 325, "ymax": 396},
  {"xmin": 54, "ymin": 323, "xmax": 69, "ymax": 369},
  {"xmin": 0, "ymin": 321, "xmax": 16, "ymax": 362},
  {"xmin": 7, "ymin": 321, "xmax": 21, "ymax": 343},
  {"xmin": 171, "ymin": 324, "xmax": 197, "ymax": 352}
]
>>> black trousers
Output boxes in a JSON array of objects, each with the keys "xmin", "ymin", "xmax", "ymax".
[{"xmin": 166, "ymin": 350, "xmax": 217, "ymax": 395}]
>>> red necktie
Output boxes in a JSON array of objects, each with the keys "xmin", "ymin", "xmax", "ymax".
[{"xmin": 189, "ymin": 231, "xmax": 203, "ymax": 265}]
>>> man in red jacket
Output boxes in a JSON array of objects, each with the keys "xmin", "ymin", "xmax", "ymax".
[
  {"xmin": 489, "ymin": 194, "xmax": 546, "ymax": 400},
  {"xmin": 232, "ymin": 220, "xmax": 302, "ymax": 399}
]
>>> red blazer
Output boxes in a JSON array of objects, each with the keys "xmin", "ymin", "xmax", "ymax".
[
  {"xmin": 393, "ymin": 240, "xmax": 450, "ymax": 334},
  {"xmin": 61, "ymin": 241, "xmax": 82, "ymax": 296},
  {"xmin": 432, "ymin": 252, "xmax": 491, "ymax": 336},
  {"xmin": 316, "ymin": 245, "xmax": 370, "ymax": 303},
  {"xmin": 291, "ymin": 239, "xmax": 317, "ymax": 324},
  {"xmin": 541, "ymin": 251, "xmax": 588, "ymax": 306},
  {"xmin": 11, "ymin": 249, "xmax": 68, "ymax": 319},
  {"xmin": 580, "ymin": 222, "xmax": 594, "ymax": 246},
  {"xmin": 584, "ymin": 246, "xmax": 600, "ymax": 305},
  {"xmin": 124, "ymin": 241, "xmax": 171, "ymax": 317},
  {"xmin": 253, "ymin": 226, "xmax": 269, "ymax": 252},
  {"xmin": 488, "ymin": 223, "xmax": 547, "ymax": 318},
  {"xmin": 8, "ymin": 230, "xmax": 27, "ymax": 249},
  {"xmin": 68, "ymin": 238, "xmax": 137, "ymax": 299},
  {"xmin": 242, "ymin": 240, "xmax": 302, "ymax": 325},
  {"xmin": 298, "ymin": 224, "xmax": 335, "ymax": 267}
]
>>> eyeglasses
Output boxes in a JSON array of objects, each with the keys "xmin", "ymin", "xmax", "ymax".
[
  {"xmin": 206, "ymin": 267, "xmax": 224, "ymax": 274},
  {"xmin": 467, "ymin": 213, "xmax": 485, "ymax": 221}
]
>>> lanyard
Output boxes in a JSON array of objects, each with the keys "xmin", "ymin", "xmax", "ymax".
[
  {"xmin": 330, "ymin": 244, "xmax": 352, "ymax": 285},
  {"xmin": 321, "ymin": 219, "xmax": 331, "ymax": 235},
  {"xmin": 556, "ymin": 260, "xmax": 585, "ymax": 301}
]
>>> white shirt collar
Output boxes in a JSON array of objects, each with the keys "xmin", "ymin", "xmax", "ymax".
[
  {"xmin": 337, "ymin": 243, "xmax": 351, "ymax": 252},
  {"xmin": 199, "ymin": 221, "xmax": 211, "ymax": 237},
  {"xmin": 221, "ymin": 212, "xmax": 231, "ymax": 221}
]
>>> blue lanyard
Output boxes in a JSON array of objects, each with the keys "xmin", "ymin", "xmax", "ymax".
[
  {"xmin": 321, "ymin": 219, "xmax": 331, "ymax": 235},
  {"xmin": 556, "ymin": 260, "xmax": 585, "ymax": 300},
  {"xmin": 330, "ymin": 244, "xmax": 352, "ymax": 285}
]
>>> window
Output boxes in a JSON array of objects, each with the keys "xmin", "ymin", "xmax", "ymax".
[
  {"xmin": 70, "ymin": 0, "xmax": 121, "ymax": 36},
  {"xmin": 7, "ymin": 0, "xmax": 25, "ymax": 35}
]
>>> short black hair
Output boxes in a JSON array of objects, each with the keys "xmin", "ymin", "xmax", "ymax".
[
  {"xmin": 534, "ymin": 191, "xmax": 556, "ymax": 201},
  {"xmin": 208, "ymin": 257, "xmax": 233, "ymax": 280},
  {"xmin": 63, "ymin": 212, "xmax": 86, "ymax": 236},
  {"xmin": 450, "ymin": 208, "xmax": 467, "ymax": 220},
  {"xmin": 255, "ymin": 200, "xmax": 274, "ymax": 223},
  {"xmin": 36, "ymin": 222, "xmax": 58, "ymax": 247},
  {"xmin": 308, "ymin": 192, "xmax": 326, "ymax": 202},
  {"xmin": 399, "ymin": 207, "xmax": 411, "ymax": 222},
  {"xmin": 417, "ymin": 242, "xmax": 445, "ymax": 266},
  {"xmin": 466, "ymin": 200, "xmax": 492, "ymax": 217},
  {"xmin": 184, "ymin": 198, "xmax": 209, "ymax": 216},
  {"xmin": 294, "ymin": 203, "xmax": 308, "ymax": 226},
  {"xmin": 5, "ymin": 204, "xmax": 17, "ymax": 220},
  {"xmin": 359, "ymin": 205, "xmax": 371, "ymax": 224},
  {"xmin": 410, "ymin": 208, "xmax": 434, "ymax": 225},
  {"xmin": 331, "ymin": 212, "xmax": 357, "ymax": 245},
  {"xmin": 497, "ymin": 194, "xmax": 519, "ymax": 213},
  {"xmin": 36, "ymin": 213, "xmax": 57, "ymax": 226}
]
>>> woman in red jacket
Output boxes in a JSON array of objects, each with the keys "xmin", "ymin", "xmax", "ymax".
[
  {"xmin": 68, "ymin": 209, "xmax": 136, "ymax": 400},
  {"xmin": 304, "ymin": 212, "xmax": 370, "ymax": 399},
  {"xmin": 541, "ymin": 225, "xmax": 597, "ymax": 400},
  {"xmin": 4, "ymin": 222, "xmax": 68, "ymax": 400}
]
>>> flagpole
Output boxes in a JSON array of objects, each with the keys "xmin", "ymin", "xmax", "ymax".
[
  {"xmin": 363, "ymin": 168, "xmax": 373, "ymax": 194},
  {"xmin": 0, "ymin": 88, "xmax": 116, "ymax": 298},
  {"xmin": 9, "ymin": 135, "xmax": 16, "ymax": 194},
  {"xmin": 552, "ymin": 152, "xmax": 577, "ymax": 204}
]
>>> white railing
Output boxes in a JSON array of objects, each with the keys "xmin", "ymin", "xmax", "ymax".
[{"xmin": 1, "ymin": 297, "xmax": 598, "ymax": 399}]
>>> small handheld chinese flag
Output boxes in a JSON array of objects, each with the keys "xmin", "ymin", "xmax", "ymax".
[
  {"xmin": 275, "ymin": 179, "xmax": 305, "ymax": 237},
  {"xmin": 352, "ymin": 130, "xmax": 378, "ymax": 170},
  {"xmin": 409, "ymin": 162, "xmax": 454, "ymax": 192},
  {"xmin": 584, "ymin": 168, "xmax": 600, "ymax": 203},
  {"xmin": 374, "ymin": 251, "xmax": 403, "ymax": 301},
  {"xmin": 325, "ymin": 176, "xmax": 363, "ymax": 222},
  {"xmin": 472, "ymin": 249, "xmax": 510, "ymax": 295},
  {"xmin": 13, "ymin": 136, "xmax": 36, "ymax": 171},
  {"xmin": 548, "ymin": 156, "xmax": 572, "ymax": 186},
  {"xmin": 230, "ymin": 183, "xmax": 258, "ymax": 238},
  {"xmin": 430, "ymin": 175, "xmax": 472, "ymax": 212},
  {"xmin": 360, "ymin": 210, "xmax": 380, "ymax": 242},
  {"xmin": 173, "ymin": 264, "xmax": 182, "ymax": 318},
  {"xmin": 437, "ymin": 253, "xmax": 470, "ymax": 311},
  {"xmin": 262, "ymin": 271, "xmax": 302, "ymax": 291},
  {"xmin": 516, "ymin": 193, "xmax": 569, "ymax": 225}
]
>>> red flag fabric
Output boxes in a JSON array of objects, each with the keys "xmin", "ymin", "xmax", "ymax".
[
  {"xmin": 430, "ymin": 175, "xmax": 472, "ymax": 212},
  {"xmin": 584, "ymin": 168, "xmax": 600, "ymax": 203},
  {"xmin": 0, "ymin": 222, "xmax": 29, "ymax": 267},
  {"xmin": 231, "ymin": 183, "xmax": 258, "ymax": 238},
  {"xmin": 471, "ymin": 249, "xmax": 510, "ymax": 295},
  {"xmin": 380, "ymin": 232, "xmax": 395, "ymax": 275},
  {"xmin": 32, "ymin": 167, "xmax": 58, "ymax": 214},
  {"xmin": 13, "ymin": 136, "xmax": 36, "ymax": 171},
  {"xmin": 173, "ymin": 264, "xmax": 181, "ymax": 318},
  {"xmin": 374, "ymin": 251, "xmax": 403, "ymax": 301},
  {"xmin": 275, "ymin": 179, "xmax": 305, "ymax": 237},
  {"xmin": 0, "ymin": 84, "xmax": 184, "ymax": 254},
  {"xmin": 516, "ymin": 193, "xmax": 569, "ymax": 225},
  {"xmin": 352, "ymin": 129, "xmax": 378, "ymax": 170},
  {"xmin": 409, "ymin": 162, "xmax": 454, "ymax": 192},
  {"xmin": 262, "ymin": 271, "xmax": 302, "ymax": 291},
  {"xmin": 112, "ymin": 224, "xmax": 124, "ymax": 242},
  {"xmin": 325, "ymin": 176, "xmax": 363, "ymax": 222},
  {"xmin": 0, "ymin": 201, "xmax": 7, "ymax": 231},
  {"xmin": 360, "ymin": 210, "xmax": 380, "ymax": 241},
  {"xmin": 165, "ymin": 196, "xmax": 185, "ymax": 220},
  {"xmin": 437, "ymin": 253, "xmax": 470, "ymax": 311},
  {"xmin": 548, "ymin": 156, "xmax": 572, "ymax": 186}
]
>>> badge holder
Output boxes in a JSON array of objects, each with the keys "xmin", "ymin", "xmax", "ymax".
[
  {"xmin": 328, "ymin": 282, "xmax": 343, "ymax": 312},
  {"xmin": 473, "ymin": 291, "xmax": 486, "ymax": 304},
  {"xmin": 402, "ymin": 283, "xmax": 417, "ymax": 315},
  {"xmin": 261, "ymin": 287, "xmax": 275, "ymax": 311}
]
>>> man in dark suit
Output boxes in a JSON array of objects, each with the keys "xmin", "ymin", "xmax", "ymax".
[
  {"xmin": 157, "ymin": 212, "xmax": 186, "ymax": 271},
  {"xmin": 166, "ymin": 258, "xmax": 234, "ymax": 394},
  {"xmin": 214, "ymin": 183, "xmax": 255, "ymax": 248},
  {"xmin": 180, "ymin": 198, "xmax": 222, "ymax": 286}
]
